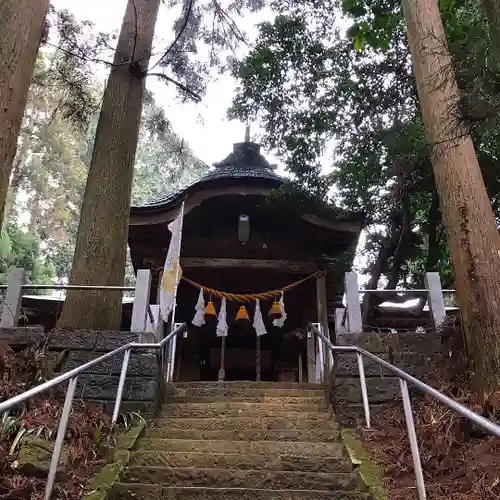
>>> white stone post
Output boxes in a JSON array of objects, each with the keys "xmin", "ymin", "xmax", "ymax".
[
  {"xmin": 0, "ymin": 267, "xmax": 25, "ymax": 328},
  {"xmin": 425, "ymin": 272, "xmax": 446, "ymax": 331},
  {"xmin": 344, "ymin": 272, "xmax": 362, "ymax": 333},
  {"xmin": 131, "ymin": 269, "xmax": 151, "ymax": 339}
]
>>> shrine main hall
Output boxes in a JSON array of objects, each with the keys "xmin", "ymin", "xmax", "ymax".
[{"xmin": 127, "ymin": 138, "xmax": 364, "ymax": 383}]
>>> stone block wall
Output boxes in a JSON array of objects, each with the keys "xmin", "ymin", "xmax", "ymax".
[
  {"xmin": 0, "ymin": 327, "xmax": 159, "ymax": 416},
  {"xmin": 332, "ymin": 331, "xmax": 443, "ymax": 427}
]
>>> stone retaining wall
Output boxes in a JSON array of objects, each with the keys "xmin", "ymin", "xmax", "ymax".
[
  {"xmin": 0, "ymin": 327, "xmax": 159, "ymax": 415},
  {"xmin": 332, "ymin": 331, "xmax": 443, "ymax": 426}
]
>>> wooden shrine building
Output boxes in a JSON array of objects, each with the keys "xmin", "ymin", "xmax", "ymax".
[{"xmin": 128, "ymin": 139, "xmax": 364, "ymax": 383}]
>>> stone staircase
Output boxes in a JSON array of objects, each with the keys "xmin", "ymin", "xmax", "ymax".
[{"xmin": 109, "ymin": 382, "xmax": 372, "ymax": 499}]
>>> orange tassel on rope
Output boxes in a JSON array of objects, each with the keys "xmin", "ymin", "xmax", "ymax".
[
  {"xmin": 205, "ymin": 301, "xmax": 217, "ymax": 318},
  {"xmin": 269, "ymin": 299, "xmax": 282, "ymax": 319},
  {"xmin": 235, "ymin": 304, "xmax": 250, "ymax": 322}
]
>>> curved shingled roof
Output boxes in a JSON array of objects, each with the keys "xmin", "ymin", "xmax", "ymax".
[{"xmin": 131, "ymin": 141, "xmax": 282, "ymax": 213}]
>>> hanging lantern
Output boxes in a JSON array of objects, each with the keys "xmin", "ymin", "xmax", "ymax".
[
  {"xmin": 235, "ymin": 304, "xmax": 250, "ymax": 322},
  {"xmin": 205, "ymin": 301, "xmax": 217, "ymax": 319},
  {"xmin": 269, "ymin": 299, "xmax": 282, "ymax": 319}
]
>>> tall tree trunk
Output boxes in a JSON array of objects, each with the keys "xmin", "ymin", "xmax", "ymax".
[
  {"xmin": 402, "ymin": 0, "xmax": 500, "ymax": 392},
  {"xmin": 2, "ymin": 137, "xmax": 30, "ymax": 232},
  {"xmin": 0, "ymin": 0, "xmax": 49, "ymax": 229},
  {"xmin": 57, "ymin": 0, "xmax": 160, "ymax": 330}
]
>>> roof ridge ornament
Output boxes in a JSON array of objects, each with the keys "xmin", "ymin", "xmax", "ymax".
[{"xmin": 212, "ymin": 123, "xmax": 276, "ymax": 171}]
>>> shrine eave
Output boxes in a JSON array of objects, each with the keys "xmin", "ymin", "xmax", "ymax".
[{"xmin": 130, "ymin": 165, "xmax": 282, "ymax": 216}]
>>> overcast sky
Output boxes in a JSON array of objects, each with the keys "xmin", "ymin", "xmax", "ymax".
[
  {"xmin": 48, "ymin": 1, "xmax": 391, "ymax": 289},
  {"xmin": 51, "ymin": 0, "xmax": 277, "ymax": 168}
]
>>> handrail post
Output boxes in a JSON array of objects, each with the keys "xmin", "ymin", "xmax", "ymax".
[
  {"xmin": 131, "ymin": 269, "xmax": 152, "ymax": 340},
  {"xmin": 167, "ymin": 322, "xmax": 183, "ymax": 382},
  {"xmin": 399, "ymin": 378, "xmax": 427, "ymax": 500},
  {"xmin": 306, "ymin": 327, "xmax": 316, "ymax": 383},
  {"xmin": 112, "ymin": 348, "xmax": 131, "ymax": 424},
  {"xmin": 345, "ymin": 272, "xmax": 362, "ymax": 333},
  {"xmin": 425, "ymin": 272, "xmax": 446, "ymax": 332},
  {"xmin": 313, "ymin": 323, "xmax": 327, "ymax": 384},
  {"xmin": 317, "ymin": 336, "xmax": 325, "ymax": 383},
  {"xmin": 357, "ymin": 352, "xmax": 371, "ymax": 428},
  {"xmin": 44, "ymin": 376, "xmax": 78, "ymax": 500},
  {"xmin": 165, "ymin": 338, "xmax": 174, "ymax": 382},
  {"xmin": 0, "ymin": 267, "xmax": 25, "ymax": 328},
  {"xmin": 168, "ymin": 331, "xmax": 178, "ymax": 382}
]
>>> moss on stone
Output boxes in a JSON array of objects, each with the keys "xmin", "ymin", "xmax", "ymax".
[
  {"xmin": 341, "ymin": 428, "xmax": 389, "ymax": 500},
  {"xmin": 82, "ymin": 490, "xmax": 107, "ymax": 500},
  {"xmin": 18, "ymin": 436, "xmax": 68, "ymax": 479},
  {"xmin": 83, "ymin": 420, "xmax": 146, "ymax": 500},
  {"xmin": 116, "ymin": 420, "xmax": 145, "ymax": 450},
  {"xmin": 114, "ymin": 449, "xmax": 130, "ymax": 466},
  {"xmin": 90, "ymin": 463, "xmax": 123, "ymax": 490}
]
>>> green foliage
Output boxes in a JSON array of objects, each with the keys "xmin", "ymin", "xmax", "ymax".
[
  {"xmin": 341, "ymin": 0, "xmax": 404, "ymax": 53},
  {"xmin": 7, "ymin": 46, "xmax": 206, "ymax": 284},
  {"xmin": 131, "ymin": 91, "xmax": 208, "ymax": 205},
  {"xmin": 230, "ymin": 0, "xmax": 500, "ymax": 291},
  {"xmin": 0, "ymin": 225, "xmax": 54, "ymax": 288}
]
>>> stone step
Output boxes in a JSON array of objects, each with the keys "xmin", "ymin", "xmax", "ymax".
[
  {"xmin": 129, "ymin": 451, "xmax": 352, "ymax": 473},
  {"xmin": 161, "ymin": 402, "xmax": 327, "ymax": 418},
  {"xmin": 145, "ymin": 428, "xmax": 341, "ymax": 442},
  {"xmin": 170, "ymin": 382, "xmax": 328, "ymax": 390},
  {"xmin": 151, "ymin": 416, "xmax": 337, "ymax": 431},
  {"xmin": 134, "ymin": 439, "xmax": 345, "ymax": 457},
  {"xmin": 122, "ymin": 467, "xmax": 361, "ymax": 491},
  {"xmin": 168, "ymin": 387, "xmax": 326, "ymax": 398},
  {"xmin": 167, "ymin": 396, "xmax": 326, "ymax": 405},
  {"xmin": 110, "ymin": 484, "xmax": 370, "ymax": 499}
]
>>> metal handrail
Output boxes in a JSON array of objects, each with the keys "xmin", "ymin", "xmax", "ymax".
[
  {"xmin": 0, "ymin": 284, "xmax": 136, "ymax": 290},
  {"xmin": 0, "ymin": 282, "xmax": 456, "ymax": 293},
  {"xmin": 309, "ymin": 323, "xmax": 500, "ymax": 500},
  {"xmin": 360, "ymin": 288, "xmax": 456, "ymax": 293},
  {"xmin": 0, "ymin": 322, "xmax": 188, "ymax": 500}
]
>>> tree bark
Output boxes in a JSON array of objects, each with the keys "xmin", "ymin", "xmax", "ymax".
[
  {"xmin": 402, "ymin": 0, "xmax": 500, "ymax": 391},
  {"xmin": 0, "ymin": 0, "xmax": 49, "ymax": 229},
  {"xmin": 57, "ymin": 0, "xmax": 160, "ymax": 330}
]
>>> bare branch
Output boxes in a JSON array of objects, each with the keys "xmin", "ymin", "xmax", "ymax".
[
  {"xmin": 211, "ymin": 0, "xmax": 247, "ymax": 46},
  {"xmin": 44, "ymin": 41, "xmax": 129, "ymax": 69},
  {"xmin": 149, "ymin": 0, "xmax": 195, "ymax": 71},
  {"xmin": 147, "ymin": 72, "xmax": 202, "ymax": 102}
]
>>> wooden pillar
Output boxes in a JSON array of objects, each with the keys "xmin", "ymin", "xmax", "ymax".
[
  {"xmin": 316, "ymin": 275, "xmax": 329, "ymax": 336},
  {"xmin": 316, "ymin": 274, "xmax": 331, "ymax": 374},
  {"xmin": 218, "ymin": 336, "xmax": 226, "ymax": 382}
]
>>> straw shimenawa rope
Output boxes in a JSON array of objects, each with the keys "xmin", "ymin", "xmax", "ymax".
[{"xmin": 181, "ymin": 270, "xmax": 325, "ymax": 303}]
